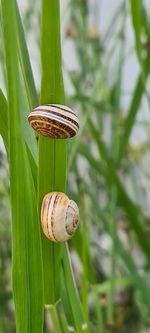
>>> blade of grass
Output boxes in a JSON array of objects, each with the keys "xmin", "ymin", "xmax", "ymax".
[
  {"xmin": 78, "ymin": 138, "xmax": 150, "ymax": 265},
  {"xmin": 118, "ymin": 47, "xmax": 150, "ymax": 162},
  {"xmin": 68, "ymin": 111, "xmax": 89, "ymax": 171},
  {"xmin": 131, "ymin": 0, "xmax": 142, "ymax": 57},
  {"xmin": 15, "ymin": 1, "xmax": 38, "ymax": 108},
  {"xmin": 80, "ymin": 193, "xmax": 91, "ymax": 326},
  {"xmin": 92, "ymin": 287, "xmax": 105, "ymax": 333},
  {"xmin": 74, "ymin": 186, "xmax": 97, "ymax": 326},
  {"xmin": 19, "ymin": 77, "xmax": 38, "ymax": 164},
  {"xmin": 39, "ymin": 0, "xmax": 66, "ymax": 304},
  {"xmin": 48, "ymin": 304, "xmax": 63, "ymax": 333},
  {"xmin": 108, "ymin": 20, "xmax": 125, "ymax": 323},
  {"xmin": 14, "ymin": 4, "xmax": 87, "ymax": 330},
  {"xmin": 86, "ymin": 186, "xmax": 150, "ymax": 310},
  {"xmin": 0, "ymin": 89, "xmax": 8, "ymax": 151},
  {"xmin": 62, "ymin": 244, "xmax": 89, "ymax": 333},
  {"xmin": 1, "ymin": 1, "xmax": 44, "ymax": 333},
  {"xmin": 57, "ymin": 302, "xmax": 71, "ymax": 333},
  {"xmin": 15, "ymin": 0, "xmax": 38, "ymax": 164},
  {"xmin": 0, "ymin": 1, "xmax": 38, "ymax": 165},
  {"xmin": 0, "ymin": 89, "xmax": 37, "ymax": 188}
]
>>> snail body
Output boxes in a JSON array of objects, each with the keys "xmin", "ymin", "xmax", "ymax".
[
  {"xmin": 28, "ymin": 104, "xmax": 79, "ymax": 139},
  {"xmin": 41, "ymin": 192, "xmax": 79, "ymax": 242}
]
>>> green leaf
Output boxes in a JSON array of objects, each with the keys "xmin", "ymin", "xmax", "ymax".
[
  {"xmin": 15, "ymin": 0, "xmax": 38, "ymax": 164},
  {"xmin": 87, "ymin": 187, "xmax": 150, "ymax": 310},
  {"xmin": 39, "ymin": 0, "xmax": 66, "ymax": 304},
  {"xmin": 78, "ymin": 127, "xmax": 150, "ymax": 265},
  {"xmin": 0, "ymin": 89, "xmax": 8, "ymax": 151},
  {"xmin": 15, "ymin": 1, "xmax": 38, "ymax": 108},
  {"xmin": 62, "ymin": 244, "xmax": 88, "ymax": 333},
  {"xmin": 131, "ymin": 0, "xmax": 142, "ymax": 56},
  {"xmin": 48, "ymin": 305, "xmax": 63, "ymax": 333},
  {"xmin": 118, "ymin": 47, "xmax": 150, "ymax": 162},
  {"xmin": 1, "ymin": 1, "xmax": 44, "ymax": 333}
]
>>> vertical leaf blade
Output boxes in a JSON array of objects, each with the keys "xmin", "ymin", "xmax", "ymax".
[
  {"xmin": 39, "ymin": 0, "xmax": 66, "ymax": 304},
  {"xmin": 0, "ymin": 89, "xmax": 8, "ymax": 151},
  {"xmin": 1, "ymin": 1, "xmax": 44, "ymax": 332},
  {"xmin": 131, "ymin": 0, "xmax": 142, "ymax": 55}
]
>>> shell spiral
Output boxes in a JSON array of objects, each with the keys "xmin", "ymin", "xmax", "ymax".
[
  {"xmin": 28, "ymin": 104, "xmax": 79, "ymax": 139},
  {"xmin": 41, "ymin": 192, "xmax": 79, "ymax": 242}
]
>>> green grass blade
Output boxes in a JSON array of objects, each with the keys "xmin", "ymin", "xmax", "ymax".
[
  {"xmin": 48, "ymin": 305, "xmax": 63, "ymax": 333},
  {"xmin": 39, "ymin": 0, "xmax": 66, "ymax": 304},
  {"xmin": 62, "ymin": 244, "xmax": 88, "ymax": 333},
  {"xmin": 19, "ymin": 78, "xmax": 38, "ymax": 164},
  {"xmin": 87, "ymin": 187, "xmax": 150, "ymax": 310},
  {"xmin": 68, "ymin": 112, "xmax": 88, "ymax": 171},
  {"xmin": 78, "ymin": 136, "xmax": 150, "ymax": 265},
  {"xmin": 0, "ymin": 4, "xmax": 37, "ymax": 166},
  {"xmin": 14, "ymin": 0, "xmax": 38, "ymax": 164},
  {"xmin": 0, "ymin": 89, "xmax": 8, "ymax": 151},
  {"xmin": 92, "ymin": 288, "xmax": 105, "ymax": 333},
  {"xmin": 118, "ymin": 47, "xmax": 150, "ymax": 162},
  {"xmin": 58, "ymin": 303, "xmax": 71, "ymax": 333},
  {"xmin": 15, "ymin": 1, "xmax": 38, "ymax": 108},
  {"xmin": 1, "ymin": 1, "xmax": 44, "ymax": 332},
  {"xmin": 131, "ymin": 0, "xmax": 142, "ymax": 56}
]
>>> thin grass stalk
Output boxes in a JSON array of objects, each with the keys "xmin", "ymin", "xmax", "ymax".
[
  {"xmin": 0, "ymin": 90, "xmax": 8, "ymax": 151},
  {"xmin": 57, "ymin": 303, "xmax": 71, "ymax": 333},
  {"xmin": 48, "ymin": 305, "xmax": 62, "ymax": 333},
  {"xmin": 39, "ymin": 0, "xmax": 66, "ymax": 304},
  {"xmin": 61, "ymin": 244, "xmax": 88, "ymax": 333},
  {"xmin": 15, "ymin": 1, "xmax": 38, "ymax": 109},
  {"xmin": 93, "ymin": 287, "xmax": 105, "ymax": 333},
  {"xmin": 1, "ymin": 0, "xmax": 44, "ymax": 332},
  {"xmin": 80, "ymin": 193, "xmax": 90, "ymax": 327},
  {"xmin": 131, "ymin": 0, "xmax": 142, "ymax": 64},
  {"xmin": 107, "ymin": 14, "xmax": 126, "ymax": 322},
  {"xmin": 118, "ymin": 46, "xmax": 150, "ymax": 162}
]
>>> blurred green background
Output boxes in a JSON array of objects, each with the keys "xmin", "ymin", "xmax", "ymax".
[{"xmin": 1, "ymin": 0, "xmax": 150, "ymax": 332}]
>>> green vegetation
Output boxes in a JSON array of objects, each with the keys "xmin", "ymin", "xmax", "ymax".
[{"xmin": 0, "ymin": 0, "xmax": 150, "ymax": 332}]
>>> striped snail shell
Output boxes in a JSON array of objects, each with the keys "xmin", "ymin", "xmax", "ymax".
[
  {"xmin": 28, "ymin": 104, "xmax": 79, "ymax": 139},
  {"xmin": 41, "ymin": 192, "xmax": 79, "ymax": 242}
]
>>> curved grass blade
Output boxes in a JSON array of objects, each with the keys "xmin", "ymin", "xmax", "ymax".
[{"xmin": 1, "ymin": 1, "xmax": 44, "ymax": 332}]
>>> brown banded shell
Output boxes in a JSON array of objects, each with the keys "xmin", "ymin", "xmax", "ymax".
[
  {"xmin": 41, "ymin": 192, "xmax": 79, "ymax": 242},
  {"xmin": 28, "ymin": 104, "xmax": 79, "ymax": 139}
]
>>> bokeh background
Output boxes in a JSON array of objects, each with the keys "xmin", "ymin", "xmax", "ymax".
[{"xmin": 1, "ymin": 0, "xmax": 150, "ymax": 332}]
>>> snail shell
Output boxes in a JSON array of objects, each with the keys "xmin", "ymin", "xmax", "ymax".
[
  {"xmin": 28, "ymin": 104, "xmax": 79, "ymax": 139},
  {"xmin": 41, "ymin": 192, "xmax": 79, "ymax": 242}
]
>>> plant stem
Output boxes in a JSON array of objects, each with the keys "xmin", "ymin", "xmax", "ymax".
[{"xmin": 39, "ymin": 0, "xmax": 66, "ymax": 304}]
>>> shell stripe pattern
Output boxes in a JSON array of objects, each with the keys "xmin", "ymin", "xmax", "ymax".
[
  {"xmin": 41, "ymin": 192, "xmax": 79, "ymax": 242},
  {"xmin": 28, "ymin": 104, "xmax": 79, "ymax": 139}
]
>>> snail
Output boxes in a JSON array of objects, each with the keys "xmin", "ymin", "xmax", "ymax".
[
  {"xmin": 28, "ymin": 104, "xmax": 79, "ymax": 139},
  {"xmin": 41, "ymin": 192, "xmax": 79, "ymax": 242}
]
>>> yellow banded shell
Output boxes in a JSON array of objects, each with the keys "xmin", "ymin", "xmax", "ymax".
[
  {"xmin": 41, "ymin": 192, "xmax": 79, "ymax": 242},
  {"xmin": 28, "ymin": 104, "xmax": 79, "ymax": 139}
]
